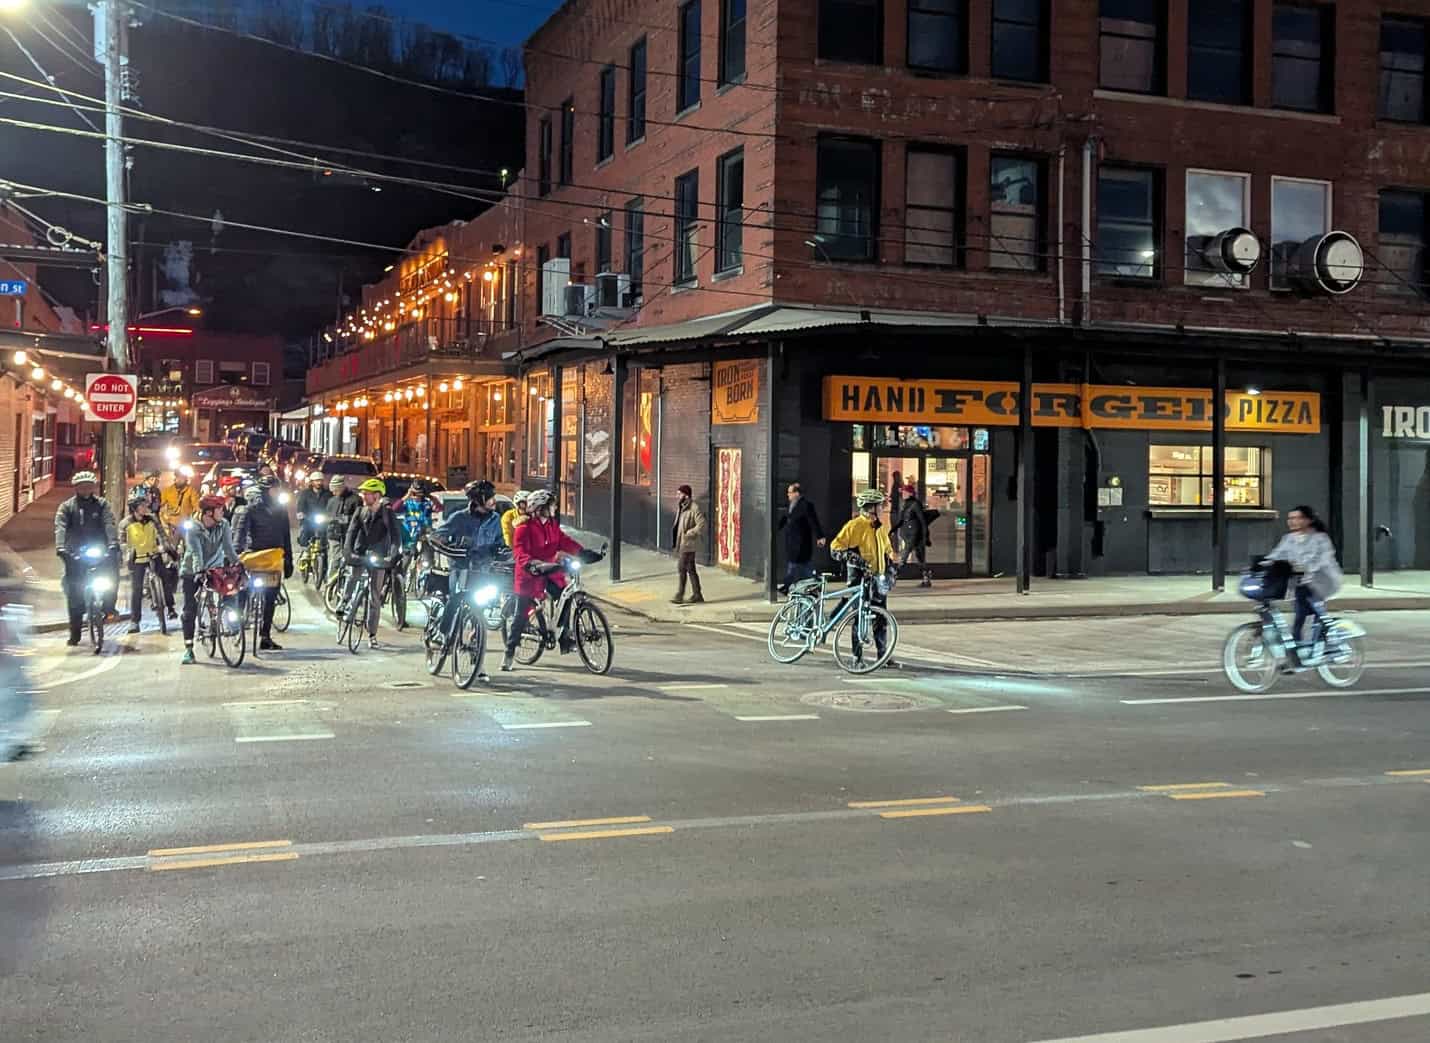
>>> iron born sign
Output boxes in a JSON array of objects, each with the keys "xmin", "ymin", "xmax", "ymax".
[{"xmin": 823, "ymin": 377, "xmax": 1321, "ymax": 434}]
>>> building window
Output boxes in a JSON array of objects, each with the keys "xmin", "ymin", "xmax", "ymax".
[
  {"xmin": 679, "ymin": 0, "xmax": 701, "ymax": 112},
  {"xmin": 536, "ymin": 243, "xmax": 550, "ymax": 316},
  {"xmin": 1380, "ymin": 17, "xmax": 1427, "ymax": 123},
  {"xmin": 716, "ymin": 148, "xmax": 744, "ymax": 273},
  {"xmin": 907, "ymin": 0, "xmax": 965, "ymax": 73},
  {"xmin": 1096, "ymin": 166, "xmax": 1159, "ymax": 279},
  {"xmin": 628, "ymin": 37, "xmax": 648, "ymax": 141},
  {"xmin": 556, "ymin": 232, "xmax": 571, "ymax": 261},
  {"xmin": 720, "ymin": 0, "xmax": 746, "ymax": 84},
  {"xmin": 621, "ymin": 368, "xmax": 659, "ymax": 486},
  {"xmin": 1188, "ymin": 0, "xmax": 1250, "ymax": 105},
  {"xmin": 1149, "ymin": 445, "xmax": 1270, "ymax": 507},
  {"xmin": 992, "ymin": 0, "xmax": 1047, "ymax": 82},
  {"xmin": 1379, "ymin": 189, "xmax": 1428, "ymax": 297},
  {"xmin": 559, "ymin": 98, "xmax": 574, "ymax": 185},
  {"xmin": 816, "ymin": 136, "xmax": 880, "ymax": 261},
  {"xmin": 1270, "ymin": 176, "xmax": 1330, "ymax": 290},
  {"xmin": 597, "ymin": 211, "xmax": 613, "ymax": 273},
  {"xmin": 598, "ymin": 66, "xmax": 616, "ymax": 162},
  {"xmin": 905, "ymin": 146, "xmax": 960, "ymax": 267},
  {"xmin": 31, "ymin": 413, "xmax": 54, "ymax": 481},
  {"xmin": 1184, "ymin": 169, "xmax": 1250, "ymax": 287},
  {"xmin": 1100, "ymin": 0, "xmax": 1163, "ymax": 94},
  {"xmin": 988, "ymin": 155, "xmax": 1043, "ymax": 271},
  {"xmin": 675, "ymin": 169, "xmax": 700, "ymax": 283},
  {"xmin": 538, "ymin": 117, "xmax": 552, "ymax": 196},
  {"xmin": 251, "ymin": 362, "xmax": 271, "ymax": 386},
  {"xmin": 526, "ymin": 371, "xmax": 554, "ymax": 478},
  {"xmin": 625, "ymin": 197, "xmax": 645, "ymax": 299},
  {"xmin": 195, "ymin": 359, "xmax": 214, "ymax": 385},
  {"xmin": 1273, "ymin": 4, "xmax": 1333, "ymax": 112},
  {"xmin": 821, "ymin": 0, "xmax": 882, "ymax": 65}
]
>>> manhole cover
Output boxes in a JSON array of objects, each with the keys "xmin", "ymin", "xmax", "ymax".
[{"xmin": 800, "ymin": 689, "xmax": 941, "ymax": 713}]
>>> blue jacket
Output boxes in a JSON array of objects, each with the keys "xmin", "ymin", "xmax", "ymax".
[{"xmin": 434, "ymin": 507, "xmax": 504, "ymax": 562}]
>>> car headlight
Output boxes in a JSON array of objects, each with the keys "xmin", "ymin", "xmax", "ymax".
[
  {"xmin": 472, "ymin": 584, "xmax": 498, "ymax": 606},
  {"xmin": 293, "ymin": 470, "xmax": 306, "ymax": 482},
  {"xmin": 165, "ymin": 447, "xmax": 181, "ymax": 463},
  {"xmin": 179, "ymin": 465, "xmax": 194, "ymax": 478},
  {"xmin": 88, "ymin": 576, "xmax": 113, "ymax": 593},
  {"xmin": 82, "ymin": 545, "xmax": 104, "ymax": 561},
  {"xmin": 277, "ymin": 492, "xmax": 291, "ymax": 506}
]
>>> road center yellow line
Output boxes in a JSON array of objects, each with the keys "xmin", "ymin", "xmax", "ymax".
[
  {"xmin": 147, "ymin": 839, "xmax": 292, "ymax": 858},
  {"xmin": 149, "ymin": 852, "xmax": 299, "ymax": 872},
  {"xmin": 1385, "ymin": 769, "xmax": 1430, "ymax": 776},
  {"xmin": 1168, "ymin": 789, "xmax": 1265, "ymax": 800},
  {"xmin": 1139, "ymin": 782, "xmax": 1232, "ymax": 792},
  {"xmin": 522, "ymin": 816, "xmax": 652, "ymax": 831},
  {"xmin": 538, "ymin": 825, "xmax": 674, "ymax": 842},
  {"xmin": 848, "ymin": 796, "xmax": 960, "ymax": 809},
  {"xmin": 880, "ymin": 805, "xmax": 992, "ymax": 819}
]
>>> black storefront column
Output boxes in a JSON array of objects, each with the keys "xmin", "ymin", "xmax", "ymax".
[
  {"xmin": 550, "ymin": 363, "xmax": 563, "ymax": 509},
  {"xmin": 764, "ymin": 343, "xmax": 779, "ymax": 604},
  {"xmin": 1212, "ymin": 356, "xmax": 1227, "ymax": 591},
  {"xmin": 1016, "ymin": 344, "xmax": 1033, "ymax": 594},
  {"xmin": 1359, "ymin": 367, "xmax": 1374, "ymax": 587},
  {"xmin": 609, "ymin": 354, "xmax": 625, "ymax": 583}
]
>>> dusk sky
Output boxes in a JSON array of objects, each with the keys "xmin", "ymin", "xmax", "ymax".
[{"xmin": 387, "ymin": 0, "xmax": 556, "ymax": 46}]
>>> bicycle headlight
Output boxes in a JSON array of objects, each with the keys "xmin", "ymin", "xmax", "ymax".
[
  {"xmin": 277, "ymin": 492, "xmax": 291, "ymax": 506},
  {"xmin": 252, "ymin": 576, "xmax": 266, "ymax": 589},
  {"xmin": 224, "ymin": 609, "xmax": 239, "ymax": 625},
  {"xmin": 366, "ymin": 553, "xmax": 382, "ymax": 566},
  {"xmin": 179, "ymin": 465, "xmax": 194, "ymax": 478},
  {"xmin": 472, "ymin": 584, "xmax": 498, "ymax": 606},
  {"xmin": 180, "ymin": 520, "xmax": 194, "ymax": 533},
  {"xmin": 312, "ymin": 513, "xmax": 327, "ymax": 525},
  {"xmin": 165, "ymin": 446, "xmax": 181, "ymax": 463},
  {"xmin": 568, "ymin": 559, "xmax": 582, "ymax": 572},
  {"xmin": 81, "ymin": 545, "xmax": 104, "ymax": 561},
  {"xmin": 293, "ymin": 469, "xmax": 306, "ymax": 482},
  {"xmin": 88, "ymin": 575, "xmax": 113, "ymax": 593}
]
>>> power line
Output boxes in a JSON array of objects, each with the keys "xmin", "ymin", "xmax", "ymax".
[{"xmin": 0, "ymin": 25, "xmax": 101, "ymax": 132}]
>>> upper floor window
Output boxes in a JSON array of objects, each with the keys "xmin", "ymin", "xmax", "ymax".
[
  {"xmin": 679, "ymin": 0, "xmax": 702, "ymax": 111},
  {"xmin": 1187, "ymin": 0, "xmax": 1251, "ymax": 105},
  {"xmin": 556, "ymin": 231, "xmax": 571, "ymax": 261},
  {"xmin": 905, "ymin": 147, "xmax": 961, "ymax": 267},
  {"xmin": 1099, "ymin": 0, "xmax": 1163, "ymax": 94},
  {"xmin": 992, "ymin": 0, "xmax": 1048, "ymax": 83},
  {"xmin": 625, "ymin": 197, "xmax": 645, "ymax": 299},
  {"xmin": 1378, "ymin": 190, "xmax": 1427, "ymax": 297},
  {"xmin": 815, "ymin": 136, "xmax": 880, "ymax": 261},
  {"xmin": 1269, "ymin": 176, "xmax": 1330, "ymax": 290},
  {"xmin": 675, "ymin": 169, "xmax": 700, "ymax": 283},
  {"xmin": 1380, "ymin": 16, "xmax": 1427, "ymax": 123},
  {"xmin": 988, "ymin": 155, "xmax": 1044, "ymax": 271},
  {"xmin": 908, "ymin": 0, "xmax": 965, "ymax": 74},
  {"xmin": 1185, "ymin": 169, "xmax": 1250, "ymax": 287},
  {"xmin": 629, "ymin": 38, "xmax": 648, "ymax": 141},
  {"xmin": 716, "ymin": 148, "xmax": 745, "ymax": 272},
  {"xmin": 538, "ymin": 117, "xmax": 552, "ymax": 196},
  {"xmin": 720, "ymin": 0, "xmax": 746, "ymax": 84},
  {"xmin": 821, "ymin": 0, "xmax": 882, "ymax": 65},
  {"xmin": 559, "ymin": 99, "xmax": 574, "ymax": 185},
  {"xmin": 597, "ymin": 210, "xmax": 613, "ymax": 273},
  {"xmin": 251, "ymin": 362, "xmax": 271, "ymax": 386},
  {"xmin": 537, "ymin": 243, "xmax": 550, "ymax": 314},
  {"xmin": 1272, "ymin": 4, "xmax": 1333, "ymax": 113},
  {"xmin": 598, "ymin": 67, "xmax": 616, "ymax": 162},
  {"xmin": 1096, "ymin": 166, "xmax": 1159, "ymax": 279}
]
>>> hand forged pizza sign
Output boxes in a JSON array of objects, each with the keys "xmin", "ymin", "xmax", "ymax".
[{"xmin": 823, "ymin": 377, "xmax": 1321, "ymax": 434}]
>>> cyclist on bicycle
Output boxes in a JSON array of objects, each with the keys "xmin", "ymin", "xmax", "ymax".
[
  {"xmin": 236, "ymin": 475, "xmax": 293, "ymax": 651},
  {"xmin": 138, "ymin": 469, "xmax": 164, "ymax": 513},
  {"xmin": 501, "ymin": 489, "xmax": 530, "ymax": 547},
  {"xmin": 159, "ymin": 468, "xmax": 200, "ymax": 533},
  {"xmin": 121, "ymin": 487, "xmax": 178, "ymax": 633},
  {"xmin": 339, "ymin": 477, "xmax": 402, "ymax": 649},
  {"xmin": 54, "ymin": 471, "xmax": 119, "ymax": 646},
  {"xmin": 430, "ymin": 479, "xmax": 506, "ymax": 645},
  {"xmin": 503, "ymin": 488, "xmax": 585, "ymax": 672},
  {"xmin": 325, "ymin": 474, "xmax": 361, "ymax": 593},
  {"xmin": 179, "ymin": 495, "xmax": 239, "ymax": 665},
  {"xmin": 830, "ymin": 488, "xmax": 896, "ymax": 663},
  {"xmin": 296, "ymin": 472, "xmax": 328, "ymax": 540}
]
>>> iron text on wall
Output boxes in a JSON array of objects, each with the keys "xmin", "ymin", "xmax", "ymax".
[{"xmin": 713, "ymin": 359, "xmax": 760, "ymax": 426}]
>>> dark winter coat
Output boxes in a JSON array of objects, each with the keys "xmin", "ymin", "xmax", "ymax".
[{"xmin": 779, "ymin": 496, "xmax": 825, "ymax": 563}]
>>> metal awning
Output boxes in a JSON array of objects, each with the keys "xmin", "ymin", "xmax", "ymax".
[{"xmin": 0, "ymin": 243, "xmax": 100, "ymax": 269}]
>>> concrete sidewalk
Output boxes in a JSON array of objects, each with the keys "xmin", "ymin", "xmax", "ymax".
[{"xmin": 570, "ymin": 530, "xmax": 1430, "ymax": 624}]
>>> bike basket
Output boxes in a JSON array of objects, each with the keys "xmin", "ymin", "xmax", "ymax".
[
  {"xmin": 240, "ymin": 547, "xmax": 285, "ymax": 574},
  {"xmin": 1239, "ymin": 560, "xmax": 1291, "ymax": 601},
  {"xmin": 206, "ymin": 565, "xmax": 245, "ymax": 597}
]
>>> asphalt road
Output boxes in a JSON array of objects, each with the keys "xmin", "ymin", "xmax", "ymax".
[{"xmin": 3, "ymin": 589, "xmax": 1430, "ymax": 1042}]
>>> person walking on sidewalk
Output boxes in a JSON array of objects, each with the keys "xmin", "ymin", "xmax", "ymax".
[
  {"xmin": 121, "ymin": 488, "xmax": 178, "ymax": 633},
  {"xmin": 55, "ymin": 471, "xmax": 119, "ymax": 646},
  {"xmin": 777, "ymin": 482, "xmax": 826, "ymax": 595},
  {"xmin": 236, "ymin": 475, "xmax": 293, "ymax": 651},
  {"xmin": 670, "ymin": 484, "xmax": 706, "ymax": 605},
  {"xmin": 893, "ymin": 482, "xmax": 934, "ymax": 588},
  {"xmin": 179, "ymin": 495, "xmax": 239, "ymax": 665}
]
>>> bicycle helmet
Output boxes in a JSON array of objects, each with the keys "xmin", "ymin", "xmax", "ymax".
[
  {"xmin": 199, "ymin": 495, "xmax": 226, "ymax": 511},
  {"xmin": 306, "ymin": 471, "xmax": 325, "ymax": 484},
  {"xmin": 526, "ymin": 488, "xmax": 555, "ymax": 512},
  {"xmin": 219, "ymin": 474, "xmax": 241, "ymax": 490},
  {"xmin": 464, "ymin": 478, "xmax": 495, "ymax": 503},
  {"xmin": 855, "ymin": 488, "xmax": 887, "ymax": 509},
  {"xmin": 244, "ymin": 486, "xmax": 263, "ymax": 505},
  {"xmin": 512, "ymin": 489, "xmax": 531, "ymax": 506},
  {"xmin": 358, "ymin": 477, "xmax": 387, "ymax": 495},
  {"xmin": 126, "ymin": 488, "xmax": 149, "ymax": 509},
  {"xmin": 257, "ymin": 475, "xmax": 279, "ymax": 490},
  {"xmin": 71, "ymin": 470, "xmax": 98, "ymax": 486},
  {"xmin": 409, "ymin": 479, "xmax": 430, "ymax": 497},
  {"xmin": 145, "ymin": 469, "xmax": 161, "ymax": 480},
  {"xmin": 328, "ymin": 474, "xmax": 347, "ymax": 491}
]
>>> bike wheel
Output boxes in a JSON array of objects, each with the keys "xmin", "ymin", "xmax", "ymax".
[
  {"xmin": 507, "ymin": 603, "xmax": 545, "ymax": 666},
  {"xmin": 451, "ymin": 607, "xmax": 487, "ymax": 689},
  {"xmin": 346, "ymin": 588, "xmax": 367, "ymax": 653},
  {"xmin": 573, "ymin": 600, "xmax": 614, "ymax": 675},
  {"xmin": 202, "ymin": 592, "xmax": 220, "ymax": 658},
  {"xmin": 217, "ymin": 599, "xmax": 246, "ymax": 668},
  {"xmin": 482, "ymin": 595, "xmax": 507, "ymax": 632},
  {"xmin": 324, "ymin": 568, "xmax": 345, "ymax": 615},
  {"xmin": 767, "ymin": 598, "xmax": 817, "ymax": 664},
  {"xmin": 1317, "ymin": 621, "xmax": 1366, "ymax": 688},
  {"xmin": 274, "ymin": 582, "xmax": 291, "ymax": 633},
  {"xmin": 88, "ymin": 598, "xmax": 103, "ymax": 654},
  {"xmin": 832, "ymin": 604, "xmax": 897, "ymax": 674},
  {"xmin": 1223, "ymin": 622, "xmax": 1278, "ymax": 693},
  {"xmin": 388, "ymin": 571, "xmax": 407, "ymax": 630},
  {"xmin": 249, "ymin": 593, "xmax": 262, "ymax": 656},
  {"xmin": 149, "ymin": 572, "xmax": 168, "ymax": 635},
  {"xmin": 423, "ymin": 601, "xmax": 447, "ymax": 676}
]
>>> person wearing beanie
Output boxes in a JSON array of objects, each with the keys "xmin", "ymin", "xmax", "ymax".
[{"xmin": 670, "ymin": 483, "xmax": 706, "ymax": 605}]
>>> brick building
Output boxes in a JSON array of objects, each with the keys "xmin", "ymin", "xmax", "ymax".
[
  {"xmin": 127, "ymin": 325, "xmax": 285, "ymax": 441},
  {"xmin": 325, "ymin": 0, "xmax": 1430, "ymax": 588}
]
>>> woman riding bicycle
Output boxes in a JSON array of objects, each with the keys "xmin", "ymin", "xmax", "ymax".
[
  {"xmin": 179, "ymin": 495, "xmax": 240, "ymax": 665},
  {"xmin": 503, "ymin": 488, "xmax": 585, "ymax": 672},
  {"xmin": 1264, "ymin": 504, "xmax": 1342, "ymax": 663}
]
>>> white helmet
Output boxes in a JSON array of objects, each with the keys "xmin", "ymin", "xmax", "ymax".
[
  {"xmin": 71, "ymin": 470, "xmax": 98, "ymax": 486},
  {"xmin": 512, "ymin": 489, "xmax": 531, "ymax": 506},
  {"xmin": 526, "ymin": 489, "xmax": 555, "ymax": 512},
  {"xmin": 855, "ymin": 488, "xmax": 887, "ymax": 509}
]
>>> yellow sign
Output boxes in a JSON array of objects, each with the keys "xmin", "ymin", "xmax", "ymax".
[
  {"xmin": 823, "ymin": 377, "xmax": 1321, "ymax": 434},
  {"xmin": 713, "ymin": 359, "xmax": 760, "ymax": 425}
]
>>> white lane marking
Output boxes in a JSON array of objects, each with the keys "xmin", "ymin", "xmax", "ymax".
[
  {"xmin": 1123, "ymin": 686, "xmax": 1429, "ymax": 705},
  {"xmin": 733, "ymin": 713, "xmax": 820, "ymax": 722},
  {"xmin": 33, "ymin": 644, "xmax": 125, "ymax": 691},
  {"xmin": 1023, "ymin": 990, "xmax": 1430, "ymax": 1043},
  {"xmin": 946, "ymin": 705, "xmax": 1029, "ymax": 714},
  {"xmin": 234, "ymin": 732, "xmax": 334, "ymax": 743},
  {"xmin": 1073, "ymin": 658, "xmax": 1430, "ymax": 678},
  {"xmin": 221, "ymin": 699, "xmax": 312, "ymax": 707},
  {"xmin": 692, "ymin": 622, "xmax": 1004, "ymax": 670},
  {"xmin": 658, "ymin": 683, "xmax": 729, "ymax": 691},
  {"xmin": 500, "ymin": 720, "xmax": 593, "ymax": 730}
]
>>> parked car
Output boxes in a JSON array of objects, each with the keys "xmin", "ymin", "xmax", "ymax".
[
  {"xmin": 200, "ymin": 463, "xmax": 260, "ymax": 493},
  {"xmin": 286, "ymin": 451, "xmax": 319, "ymax": 485},
  {"xmin": 130, "ymin": 434, "xmax": 195, "ymax": 477},
  {"xmin": 268, "ymin": 443, "xmax": 305, "ymax": 475},
  {"xmin": 378, "ymin": 472, "xmax": 446, "ymax": 503},
  {"xmin": 234, "ymin": 431, "xmax": 271, "ymax": 461},
  {"xmin": 185, "ymin": 443, "xmax": 238, "ymax": 472},
  {"xmin": 316, "ymin": 454, "xmax": 379, "ymax": 490}
]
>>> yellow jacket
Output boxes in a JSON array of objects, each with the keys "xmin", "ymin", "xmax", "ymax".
[
  {"xmin": 160, "ymin": 483, "xmax": 200, "ymax": 528},
  {"xmin": 501, "ymin": 507, "xmax": 524, "ymax": 547},
  {"xmin": 122, "ymin": 516, "xmax": 167, "ymax": 563},
  {"xmin": 831, "ymin": 515, "xmax": 894, "ymax": 570}
]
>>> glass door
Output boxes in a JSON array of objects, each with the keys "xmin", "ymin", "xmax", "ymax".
[{"xmin": 924, "ymin": 455, "xmax": 969, "ymax": 572}]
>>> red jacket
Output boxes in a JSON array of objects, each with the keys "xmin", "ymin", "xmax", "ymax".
[{"xmin": 511, "ymin": 515, "xmax": 582, "ymax": 598}]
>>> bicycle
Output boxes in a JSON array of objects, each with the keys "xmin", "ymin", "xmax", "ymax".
[
  {"xmin": 766, "ymin": 554, "xmax": 900, "ymax": 674},
  {"xmin": 335, "ymin": 552, "xmax": 391, "ymax": 653},
  {"xmin": 323, "ymin": 557, "xmax": 350, "ymax": 616},
  {"xmin": 273, "ymin": 578, "xmax": 291, "ymax": 633},
  {"xmin": 195, "ymin": 565, "xmax": 246, "ymax": 668},
  {"xmin": 296, "ymin": 525, "xmax": 327, "ymax": 587},
  {"xmin": 245, "ymin": 570, "xmax": 284, "ymax": 653},
  {"xmin": 501, "ymin": 547, "xmax": 613, "ymax": 674},
  {"xmin": 70, "ymin": 544, "xmax": 114, "ymax": 655},
  {"xmin": 386, "ymin": 553, "xmax": 408, "ymax": 630},
  {"xmin": 134, "ymin": 556, "xmax": 173, "ymax": 636}
]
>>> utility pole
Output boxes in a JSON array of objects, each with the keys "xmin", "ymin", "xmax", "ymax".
[{"xmin": 96, "ymin": 0, "xmax": 129, "ymax": 509}]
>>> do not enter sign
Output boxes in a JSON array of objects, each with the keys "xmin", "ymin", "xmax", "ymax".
[{"xmin": 84, "ymin": 373, "xmax": 139, "ymax": 423}]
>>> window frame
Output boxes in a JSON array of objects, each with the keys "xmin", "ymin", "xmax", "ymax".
[
  {"xmin": 1271, "ymin": 2, "xmax": 1334, "ymax": 113},
  {"xmin": 1186, "ymin": 0, "xmax": 1253, "ymax": 106},
  {"xmin": 719, "ymin": 0, "xmax": 746, "ymax": 85},
  {"xmin": 678, "ymin": 0, "xmax": 702, "ymax": 112},
  {"xmin": 251, "ymin": 362, "xmax": 271, "ymax": 386},
  {"xmin": 1269, "ymin": 175, "xmax": 1332, "ymax": 291},
  {"xmin": 904, "ymin": 144, "xmax": 964, "ymax": 269},
  {"xmin": 596, "ymin": 210, "xmax": 613, "ymax": 274},
  {"xmin": 1095, "ymin": 164, "xmax": 1162, "ymax": 281},
  {"xmin": 1183, "ymin": 167, "xmax": 1252, "ymax": 288},
  {"xmin": 1148, "ymin": 444, "xmax": 1272, "ymax": 508},
  {"xmin": 820, "ymin": 0, "xmax": 883, "ymax": 65},
  {"xmin": 1379, "ymin": 15, "xmax": 1428, "ymax": 124},
  {"xmin": 1377, "ymin": 188, "xmax": 1429, "ymax": 298},
  {"xmin": 674, "ymin": 168, "xmax": 700, "ymax": 284},
  {"xmin": 815, "ymin": 135, "xmax": 882, "ymax": 263},
  {"xmin": 538, "ymin": 116, "xmax": 553, "ymax": 196},
  {"xmin": 597, "ymin": 66, "xmax": 616, "ymax": 162},
  {"xmin": 536, "ymin": 242, "xmax": 550, "ymax": 316},
  {"xmin": 620, "ymin": 368, "xmax": 660, "ymax": 487},
  {"xmin": 625, "ymin": 196, "xmax": 645, "ymax": 300},
  {"xmin": 715, "ymin": 148, "xmax": 745, "ymax": 273},
  {"xmin": 628, "ymin": 37, "xmax": 648, "ymax": 142},
  {"xmin": 991, "ymin": 0, "xmax": 1049, "ymax": 83},
  {"xmin": 525, "ymin": 371, "xmax": 554, "ymax": 479},
  {"xmin": 1099, "ymin": 0, "xmax": 1165, "ymax": 94},
  {"xmin": 987, "ymin": 153, "xmax": 1047, "ymax": 273},
  {"xmin": 195, "ymin": 359, "xmax": 214, "ymax": 385},
  {"xmin": 906, "ymin": 0, "xmax": 967, "ymax": 74},
  {"xmin": 559, "ymin": 98, "xmax": 574, "ymax": 185}
]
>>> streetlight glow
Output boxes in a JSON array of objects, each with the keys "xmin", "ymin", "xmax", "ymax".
[{"xmin": 0, "ymin": 0, "xmax": 29, "ymax": 13}]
